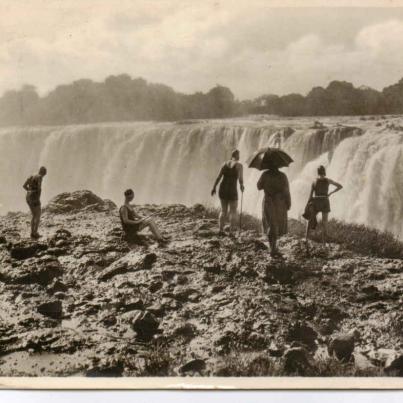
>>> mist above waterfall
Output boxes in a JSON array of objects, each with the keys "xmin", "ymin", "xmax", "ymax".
[{"xmin": 1, "ymin": 116, "xmax": 402, "ymax": 238}]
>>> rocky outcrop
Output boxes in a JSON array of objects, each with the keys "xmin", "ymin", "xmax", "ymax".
[
  {"xmin": 0, "ymin": 191, "xmax": 402, "ymax": 377},
  {"xmin": 44, "ymin": 190, "xmax": 116, "ymax": 214}
]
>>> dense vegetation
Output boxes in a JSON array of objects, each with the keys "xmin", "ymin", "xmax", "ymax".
[{"xmin": 2, "ymin": 74, "xmax": 403, "ymax": 125}]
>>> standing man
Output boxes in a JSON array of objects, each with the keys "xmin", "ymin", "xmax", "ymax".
[{"xmin": 23, "ymin": 166, "xmax": 47, "ymax": 239}]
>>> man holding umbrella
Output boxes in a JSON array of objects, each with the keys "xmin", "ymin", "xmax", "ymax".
[{"xmin": 248, "ymin": 148, "xmax": 293, "ymax": 257}]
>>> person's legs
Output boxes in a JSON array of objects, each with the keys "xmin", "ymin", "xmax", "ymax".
[
  {"xmin": 268, "ymin": 224, "xmax": 279, "ymax": 255},
  {"xmin": 322, "ymin": 212, "xmax": 328, "ymax": 244},
  {"xmin": 28, "ymin": 204, "xmax": 40, "ymax": 237},
  {"xmin": 144, "ymin": 219, "xmax": 163, "ymax": 240},
  {"xmin": 34, "ymin": 206, "xmax": 41, "ymax": 235},
  {"xmin": 219, "ymin": 199, "xmax": 229, "ymax": 232},
  {"xmin": 29, "ymin": 206, "xmax": 35, "ymax": 236},
  {"xmin": 305, "ymin": 220, "xmax": 310, "ymax": 241},
  {"xmin": 228, "ymin": 200, "xmax": 238, "ymax": 233}
]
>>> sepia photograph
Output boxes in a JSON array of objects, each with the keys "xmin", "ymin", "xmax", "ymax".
[{"xmin": 0, "ymin": 0, "xmax": 403, "ymax": 389}]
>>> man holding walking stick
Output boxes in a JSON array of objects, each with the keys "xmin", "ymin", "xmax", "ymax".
[{"xmin": 211, "ymin": 149, "xmax": 244, "ymax": 236}]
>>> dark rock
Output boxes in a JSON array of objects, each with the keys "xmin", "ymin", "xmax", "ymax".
[
  {"xmin": 0, "ymin": 259, "xmax": 63, "ymax": 286},
  {"xmin": 86, "ymin": 361, "xmax": 124, "ymax": 377},
  {"xmin": 384, "ymin": 354, "xmax": 403, "ymax": 376},
  {"xmin": 9, "ymin": 241, "xmax": 47, "ymax": 260},
  {"xmin": 47, "ymin": 280, "xmax": 68, "ymax": 294},
  {"xmin": 0, "ymin": 236, "xmax": 7, "ymax": 244},
  {"xmin": 328, "ymin": 329, "xmax": 360, "ymax": 362},
  {"xmin": 175, "ymin": 274, "xmax": 188, "ymax": 285},
  {"xmin": 37, "ymin": 300, "xmax": 63, "ymax": 320},
  {"xmin": 98, "ymin": 252, "xmax": 157, "ymax": 282},
  {"xmin": 55, "ymin": 228, "xmax": 72, "ymax": 239},
  {"xmin": 100, "ymin": 314, "xmax": 117, "ymax": 327},
  {"xmin": 356, "ymin": 285, "xmax": 381, "ymax": 302},
  {"xmin": 286, "ymin": 322, "xmax": 318, "ymax": 349},
  {"xmin": 147, "ymin": 303, "xmax": 165, "ymax": 317},
  {"xmin": 179, "ymin": 358, "xmax": 206, "ymax": 374},
  {"xmin": 149, "ymin": 281, "xmax": 163, "ymax": 293},
  {"xmin": 173, "ymin": 288, "xmax": 199, "ymax": 302},
  {"xmin": 161, "ymin": 269, "xmax": 179, "ymax": 282},
  {"xmin": 196, "ymin": 230, "xmax": 217, "ymax": 238},
  {"xmin": 131, "ymin": 311, "xmax": 160, "ymax": 342},
  {"xmin": 211, "ymin": 284, "xmax": 226, "ymax": 294},
  {"xmin": 120, "ymin": 298, "xmax": 144, "ymax": 312},
  {"xmin": 265, "ymin": 262, "xmax": 295, "ymax": 284},
  {"xmin": 204, "ymin": 263, "xmax": 221, "ymax": 274},
  {"xmin": 46, "ymin": 247, "xmax": 68, "ymax": 256},
  {"xmin": 268, "ymin": 342, "xmax": 284, "ymax": 357},
  {"xmin": 173, "ymin": 323, "xmax": 197, "ymax": 340},
  {"xmin": 283, "ymin": 347, "xmax": 313, "ymax": 375}
]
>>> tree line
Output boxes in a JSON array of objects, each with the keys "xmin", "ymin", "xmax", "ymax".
[{"xmin": 1, "ymin": 74, "xmax": 403, "ymax": 125}]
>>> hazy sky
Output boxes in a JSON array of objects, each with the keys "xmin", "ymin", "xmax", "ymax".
[{"xmin": 2, "ymin": 0, "xmax": 403, "ymax": 99}]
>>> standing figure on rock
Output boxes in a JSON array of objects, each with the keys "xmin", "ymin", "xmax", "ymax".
[
  {"xmin": 23, "ymin": 166, "xmax": 47, "ymax": 239},
  {"xmin": 257, "ymin": 166, "xmax": 291, "ymax": 257},
  {"xmin": 119, "ymin": 189, "xmax": 167, "ymax": 245},
  {"xmin": 211, "ymin": 149, "xmax": 244, "ymax": 235},
  {"xmin": 305, "ymin": 165, "xmax": 343, "ymax": 244}
]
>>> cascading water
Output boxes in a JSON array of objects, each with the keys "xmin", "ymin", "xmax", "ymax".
[{"xmin": 1, "ymin": 117, "xmax": 402, "ymax": 238}]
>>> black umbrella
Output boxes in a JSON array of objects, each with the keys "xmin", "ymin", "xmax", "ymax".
[{"xmin": 247, "ymin": 147, "xmax": 293, "ymax": 170}]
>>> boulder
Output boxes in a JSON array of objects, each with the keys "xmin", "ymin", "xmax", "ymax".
[
  {"xmin": 384, "ymin": 353, "xmax": 403, "ymax": 376},
  {"xmin": 9, "ymin": 241, "xmax": 47, "ymax": 260},
  {"xmin": 283, "ymin": 347, "xmax": 313, "ymax": 375},
  {"xmin": 37, "ymin": 300, "xmax": 63, "ymax": 320},
  {"xmin": 173, "ymin": 322, "xmax": 197, "ymax": 340},
  {"xmin": 131, "ymin": 311, "xmax": 160, "ymax": 342},
  {"xmin": 147, "ymin": 303, "xmax": 165, "ymax": 317},
  {"xmin": 98, "ymin": 252, "xmax": 157, "ymax": 282},
  {"xmin": 148, "ymin": 281, "xmax": 163, "ymax": 293},
  {"xmin": 286, "ymin": 322, "xmax": 318, "ymax": 349},
  {"xmin": 179, "ymin": 358, "xmax": 206, "ymax": 374},
  {"xmin": 328, "ymin": 329, "xmax": 360, "ymax": 362},
  {"xmin": 0, "ymin": 259, "xmax": 62, "ymax": 286},
  {"xmin": 45, "ymin": 190, "xmax": 116, "ymax": 214}
]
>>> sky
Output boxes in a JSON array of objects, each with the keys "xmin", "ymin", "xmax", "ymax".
[{"xmin": 1, "ymin": 0, "xmax": 403, "ymax": 99}]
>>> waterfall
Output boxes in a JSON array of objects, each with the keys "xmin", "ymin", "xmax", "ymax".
[{"xmin": 1, "ymin": 118, "xmax": 402, "ymax": 238}]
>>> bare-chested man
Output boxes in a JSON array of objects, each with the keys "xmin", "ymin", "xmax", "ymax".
[{"xmin": 23, "ymin": 166, "xmax": 47, "ymax": 239}]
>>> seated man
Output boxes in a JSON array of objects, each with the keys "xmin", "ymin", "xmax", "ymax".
[{"xmin": 119, "ymin": 189, "xmax": 167, "ymax": 244}]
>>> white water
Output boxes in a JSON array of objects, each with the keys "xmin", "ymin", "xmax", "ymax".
[{"xmin": 1, "ymin": 116, "xmax": 402, "ymax": 238}]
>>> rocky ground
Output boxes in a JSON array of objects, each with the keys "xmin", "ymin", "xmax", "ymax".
[{"xmin": 0, "ymin": 190, "xmax": 402, "ymax": 377}]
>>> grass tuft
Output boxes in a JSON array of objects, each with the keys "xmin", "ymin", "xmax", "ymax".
[{"xmin": 203, "ymin": 207, "xmax": 403, "ymax": 259}]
